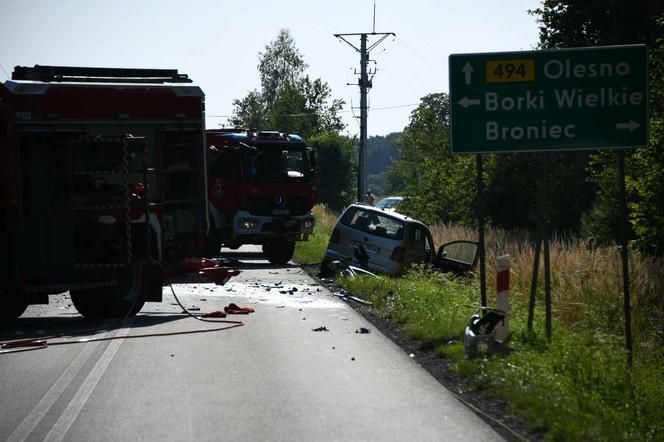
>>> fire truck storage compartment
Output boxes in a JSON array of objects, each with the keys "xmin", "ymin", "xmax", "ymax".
[
  {"xmin": 158, "ymin": 127, "xmax": 201, "ymax": 251},
  {"xmin": 18, "ymin": 130, "xmax": 150, "ymax": 278}
]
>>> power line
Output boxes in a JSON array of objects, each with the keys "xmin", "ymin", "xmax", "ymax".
[
  {"xmin": 346, "ymin": 67, "xmax": 360, "ymax": 128},
  {"xmin": 378, "ymin": 69, "xmax": 430, "ymax": 95},
  {"xmin": 205, "ymin": 102, "xmax": 419, "ymax": 119},
  {"xmin": 382, "ymin": 51, "xmax": 442, "ymax": 91},
  {"xmin": 396, "ymin": 36, "xmax": 448, "ymax": 78}
]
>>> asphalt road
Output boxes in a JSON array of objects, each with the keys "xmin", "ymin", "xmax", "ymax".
[{"xmin": 0, "ymin": 246, "xmax": 503, "ymax": 441}]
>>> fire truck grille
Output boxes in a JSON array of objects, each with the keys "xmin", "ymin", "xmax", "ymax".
[{"xmin": 248, "ymin": 196, "xmax": 309, "ymax": 216}]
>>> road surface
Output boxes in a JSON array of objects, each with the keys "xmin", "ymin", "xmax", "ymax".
[{"xmin": 0, "ymin": 246, "xmax": 503, "ymax": 441}]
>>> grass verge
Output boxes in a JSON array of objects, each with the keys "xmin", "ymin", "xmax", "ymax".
[{"xmin": 293, "ymin": 204, "xmax": 337, "ymax": 265}]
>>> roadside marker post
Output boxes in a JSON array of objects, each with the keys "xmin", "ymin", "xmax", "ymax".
[
  {"xmin": 449, "ymin": 44, "xmax": 648, "ymax": 357},
  {"xmin": 495, "ymin": 255, "xmax": 510, "ymax": 342}
]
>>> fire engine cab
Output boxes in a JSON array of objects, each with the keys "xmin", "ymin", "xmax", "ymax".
[{"xmin": 204, "ymin": 130, "xmax": 315, "ymax": 264}]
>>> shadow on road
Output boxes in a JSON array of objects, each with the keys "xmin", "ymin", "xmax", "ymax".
[{"xmin": 0, "ymin": 312, "xmax": 204, "ymax": 343}]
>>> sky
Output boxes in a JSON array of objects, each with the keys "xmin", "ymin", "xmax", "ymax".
[{"xmin": 0, "ymin": 0, "xmax": 542, "ymax": 137}]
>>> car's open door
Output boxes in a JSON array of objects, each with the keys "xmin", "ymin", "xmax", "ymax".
[{"xmin": 434, "ymin": 240, "xmax": 479, "ymax": 275}]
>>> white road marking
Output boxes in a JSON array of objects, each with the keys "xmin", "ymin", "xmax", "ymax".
[
  {"xmin": 44, "ymin": 320, "xmax": 134, "ymax": 442},
  {"xmin": 6, "ymin": 340, "xmax": 101, "ymax": 442}
]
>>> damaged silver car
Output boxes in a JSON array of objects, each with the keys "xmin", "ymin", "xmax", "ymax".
[{"xmin": 321, "ymin": 204, "xmax": 435, "ymax": 276}]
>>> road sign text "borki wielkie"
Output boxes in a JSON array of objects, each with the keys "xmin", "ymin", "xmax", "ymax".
[{"xmin": 449, "ymin": 45, "xmax": 648, "ymax": 154}]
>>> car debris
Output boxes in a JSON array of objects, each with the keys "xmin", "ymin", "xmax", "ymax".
[
  {"xmin": 463, "ymin": 307, "xmax": 508, "ymax": 358},
  {"xmin": 332, "ymin": 291, "xmax": 373, "ymax": 306},
  {"xmin": 355, "ymin": 327, "xmax": 370, "ymax": 334}
]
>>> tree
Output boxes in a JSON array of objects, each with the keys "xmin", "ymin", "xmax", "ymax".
[
  {"xmin": 366, "ymin": 132, "xmax": 401, "ymax": 196},
  {"xmin": 308, "ymin": 132, "xmax": 355, "ymax": 211},
  {"xmin": 258, "ymin": 29, "xmax": 307, "ymax": 109},
  {"xmin": 385, "ymin": 93, "xmax": 477, "ymax": 225},
  {"xmin": 229, "ymin": 29, "xmax": 345, "ymax": 139},
  {"xmin": 531, "ymin": 1, "xmax": 664, "ymax": 252},
  {"xmin": 531, "ymin": 0, "xmax": 662, "ymax": 49}
]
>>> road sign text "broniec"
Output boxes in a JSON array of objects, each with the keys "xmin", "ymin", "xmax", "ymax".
[{"xmin": 449, "ymin": 45, "xmax": 648, "ymax": 154}]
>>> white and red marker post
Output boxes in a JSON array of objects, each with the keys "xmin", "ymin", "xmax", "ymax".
[{"xmin": 494, "ymin": 255, "xmax": 510, "ymax": 342}]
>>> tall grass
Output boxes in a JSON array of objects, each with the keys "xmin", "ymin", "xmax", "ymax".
[{"xmin": 429, "ymin": 223, "xmax": 664, "ymax": 354}]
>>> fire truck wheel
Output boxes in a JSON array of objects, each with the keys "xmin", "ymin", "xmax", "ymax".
[
  {"xmin": 70, "ymin": 265, "xmax": 146, "ymax": 319},
  {"xmin": 1, "ymin": 290, "xmax": 28, "ymax": 325},
  {"xmin": 263, "ymin": 239, "xmax": 295, "ymax": 265}
]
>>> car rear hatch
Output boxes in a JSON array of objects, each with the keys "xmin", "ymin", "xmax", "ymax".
[{"xmin": 336, "ymin": 207, "xmax": 406, "ymax": 272}]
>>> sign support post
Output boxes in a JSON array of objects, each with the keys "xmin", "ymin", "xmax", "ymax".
[
  {"xmin": 477, "ymin": 154, "xmax": 487, "ymax": 307},
  {"xmin": 542, "ymin": 156, "xmax": 552, "ymax": 340},
  {"xmin": 618, "ymin": 149, "xmax": 633, "ymax": 364},
  {"xmin": 527, "ymin": 233, "xmax": 542, "ymax": 331}
]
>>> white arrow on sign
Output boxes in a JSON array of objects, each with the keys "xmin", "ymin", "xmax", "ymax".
[
  {"xmin": 616, "ymin": 120, "xmax": 640, "ymax": 132},
  {"xmin": 458, "ymin": 96, "xmax": 481, "ymax": 109},
  {"xmin": 462, "ymin": 62, "xmax": 474, "ymax": 85}
]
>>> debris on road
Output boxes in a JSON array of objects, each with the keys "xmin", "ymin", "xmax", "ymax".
[
  {"xmin": 224, "ymin": 303, "xmax": 255, "ymax": 314},
  {"xmin": 312, "ymin": 326, "xmax": 329, "ymax": 332},
  {"xmin": 355, "ymin": 327, "xmax": 370, "ymax": 334},
  {"xmin": 201, "ymin": 311, "xmax": 226, "ymax": 318},
  {"xmin": 199, "ymin": 266, "xmax": 241, "ymax": 286}
]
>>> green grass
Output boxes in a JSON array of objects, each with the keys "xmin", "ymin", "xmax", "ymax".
[
  {"xmin": 293, "ymin": 227, "xmax": 331, "ymax": 264},
  {"xmin": 293, "ymin": 204, "xmax": 664, "ymax": 440},
  {"xmin": 341, "ymin": 266, "xmax": 478, "ymax": 343},
  {"xmin": 293, "ymin": 204, "xmax": 337, "ymax": 264}
]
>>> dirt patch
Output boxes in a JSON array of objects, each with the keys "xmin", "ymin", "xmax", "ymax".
[{"xmin": 300, "ymin": 263, "xmax": 544, "ymax": 442}]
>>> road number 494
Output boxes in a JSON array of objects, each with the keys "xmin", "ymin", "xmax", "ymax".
[{"xmin": 486, "ymin": 59, "xmax": 535, "ymax": 83}]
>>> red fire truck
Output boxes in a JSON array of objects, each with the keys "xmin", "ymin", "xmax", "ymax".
[
  {"xmin": 0, "ymin": 65, "xmax": 207, "ymax": 322},
  {"xmin": 204, "ymin": 130, "xmax": 315, "ymax": 264}
]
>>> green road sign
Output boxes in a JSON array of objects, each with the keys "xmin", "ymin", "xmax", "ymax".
[{"xmin": 449, "ymin": 45, "xmax": 648, "ymax": 154}]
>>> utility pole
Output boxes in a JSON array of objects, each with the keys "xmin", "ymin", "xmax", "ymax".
[{"xmin": 334, "ymin": 25, "xmax": 394, "ymax": 201}]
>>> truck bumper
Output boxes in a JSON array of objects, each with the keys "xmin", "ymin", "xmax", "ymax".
[{"xmin": 233, "ymin": 210, "xmax": 315, "ymax": 242}]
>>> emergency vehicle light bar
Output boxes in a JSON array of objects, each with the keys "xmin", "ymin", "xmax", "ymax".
[{"xmin": 12, "ymin": 65, "xmax": 193, "ymax": 84}]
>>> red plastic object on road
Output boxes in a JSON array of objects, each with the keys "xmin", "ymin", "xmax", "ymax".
[
  {"xmin": 224, "ymin": 303, "xmax": 255, "ymax": 314},
  {"xmin": 199, "ymin": 267, "xmax": 241, "ymax": 285},
  {"xmin": 200, "ymin": 310, "xmax": 227, "ymax": 318},
  {"xmin": 182, "ymin": 258, "xmax": 218, "ymax": 272}
]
